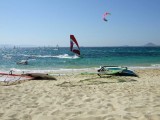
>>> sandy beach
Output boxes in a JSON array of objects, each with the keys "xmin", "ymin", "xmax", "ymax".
[{"xmin": 0, "ymin": 69, "xmax": 160, "ymax": 120}]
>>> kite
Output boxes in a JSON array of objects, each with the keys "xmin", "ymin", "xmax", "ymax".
[{"xmin": 103, "ymin": 12, "xmax": 111, "ymax": 21}]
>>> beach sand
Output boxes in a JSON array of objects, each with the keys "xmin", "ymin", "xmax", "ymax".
[{"xmin": 0, "ymin": 69, "xmax": 160, "ymax": 120}]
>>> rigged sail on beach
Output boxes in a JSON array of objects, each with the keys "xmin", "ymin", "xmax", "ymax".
[
  {"xmin": 0, "ymin": 71, "xmax": 33, "ymax": 82},
  {"xmin": 70, "ymin": 35, "xmax": 80, "ymax": 56}
]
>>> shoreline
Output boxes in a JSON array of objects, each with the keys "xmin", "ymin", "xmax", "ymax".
[
  {"xmin": 0, "ymin": 68, "xmax": 160, "ymax": 119},
  {"xmin": 1, "ymin": 65, "xmax": 160, "ymax": 74}
]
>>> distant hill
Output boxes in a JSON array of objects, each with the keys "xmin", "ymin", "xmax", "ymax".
[{"xmin": 144, "ymin": 42, "xmax": 157, "ymax": 47}]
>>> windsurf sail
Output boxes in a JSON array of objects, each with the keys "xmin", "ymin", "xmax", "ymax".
[
  {"xmin": 0, "ymin": 71, "xmax": 33, "ymax": 82},
  {"xmin": 97, "ymin": 66, "xmax": 138, "ymax": 77},
  {"xmin": 54, "ymin": 44, "xmax": 59, "ymax": 50},
  {"xmin": 70, "ymin": 35, "xmax": 80, "ymax": 56}
]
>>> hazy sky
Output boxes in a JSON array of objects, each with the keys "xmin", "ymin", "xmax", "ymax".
[{"xmin": 0, "ymin": 0, "xmax": 160, "ymax": 47}]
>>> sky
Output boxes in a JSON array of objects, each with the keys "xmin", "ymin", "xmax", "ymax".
[{"xmin": 0, "ymin": 0, "xmax": 160, "ymax": 47}]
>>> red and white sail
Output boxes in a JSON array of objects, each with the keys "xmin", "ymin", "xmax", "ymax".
[{"xmin": 70, "ymin": 35, "xmax": 80, "ymax": 56}]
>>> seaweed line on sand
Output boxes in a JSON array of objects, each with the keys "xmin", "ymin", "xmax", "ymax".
[{"xmin": 57, "ymin": 75, "xmax": 137, "ymax": 87}]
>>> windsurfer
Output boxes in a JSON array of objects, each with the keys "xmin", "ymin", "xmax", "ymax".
[{"xmin": 70, "ymin": 35, "xmax": 81, "ymax": 56}]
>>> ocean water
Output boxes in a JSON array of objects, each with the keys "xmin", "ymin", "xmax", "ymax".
[{"xmin": 0, "ymin": 47, "xmax": 160, "ymax": 72}]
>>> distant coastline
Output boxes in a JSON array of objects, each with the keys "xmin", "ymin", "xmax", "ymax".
[{"xmin": 0, "ymin": 42, "xmax": 159, "ymax": 48}]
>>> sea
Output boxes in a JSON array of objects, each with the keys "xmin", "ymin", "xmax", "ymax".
[{"xmin": 0, "ymin": 47, "xmax": 160, "ymax": 73}]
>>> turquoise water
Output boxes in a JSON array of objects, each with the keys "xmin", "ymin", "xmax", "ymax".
[{"xmin": 0, "ymin": 47, "xmax": 160, "ymax": 71}]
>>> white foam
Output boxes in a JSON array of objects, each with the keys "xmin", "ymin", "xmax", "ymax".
[
  {"xmin": 56, "ymin": 54, "xmax": 80, "ymax": 59},
  {"xmin": 20, "ymin": 54, "xmax": 80, "ymax": 59},
  {"xmin": 127, "ymin": 65, "xmax": 160, "ymax": 70},
  {"xmin": 151, "ymin": 64, "xmax": 160, "ymax": 67},
  {"xmin": 8, "ymin": 67, "xmax": 96, "ymax": 74}
]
